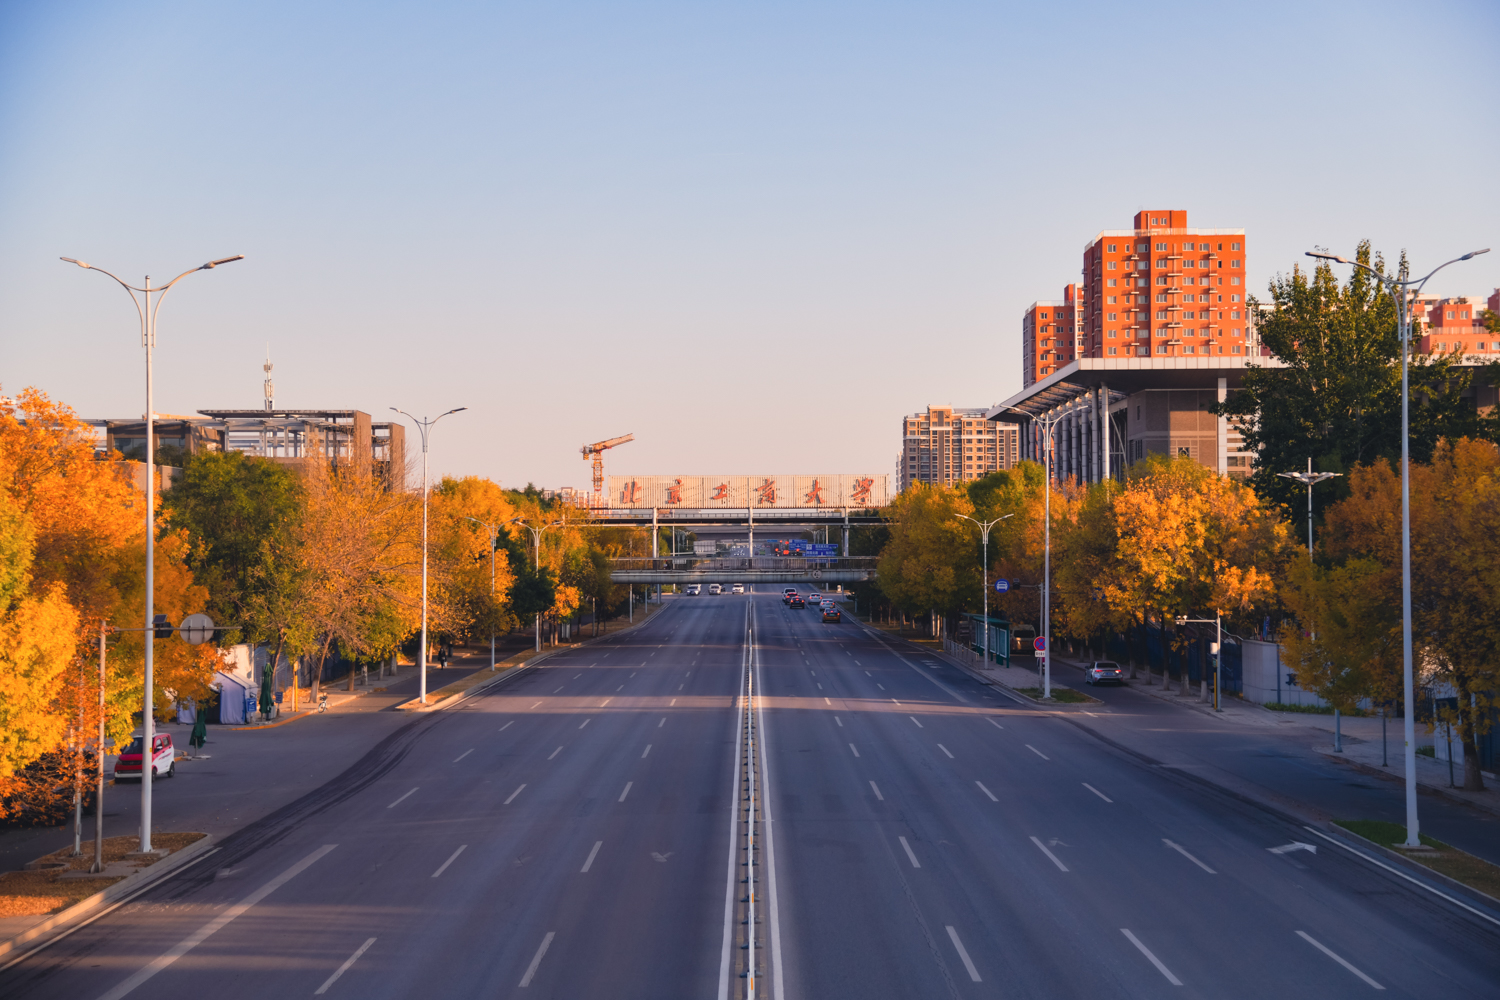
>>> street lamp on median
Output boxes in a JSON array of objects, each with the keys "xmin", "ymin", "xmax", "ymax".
[
  {"xmin": 994, "ymin": 404, "xmax": 1069, "ymax": 699},
  {"xmin": 1277, "ymin": 458, "xmax": 1345, "ymax": 749},
  {"xmin": 955, "ymin": 513, "xmax": 1014, "ymax": 667},
  {"xmin": 391, "ymin": 406, "xmax": 468, "ymax": 704},
  {"xmin": 1305, "ymin": 244, "xmax": 1489, "ymax": 849},
  {"xmin": 61, "ymin": 252, "xmax": 243, "ymax": 855},
  {"xmin": 464, "ymin": 516, "xmax": 503, "ymax": 671},
  {"xmin": 513, "ymin": 517, "xmax": 564, "ymax": 651}
]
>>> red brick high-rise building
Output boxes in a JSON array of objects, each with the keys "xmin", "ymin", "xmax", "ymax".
[{"xmin": 1022, "ymin": 284, "xmax": 1083, "ymax": 385}]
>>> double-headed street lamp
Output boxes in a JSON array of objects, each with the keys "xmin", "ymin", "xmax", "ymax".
[
  {"xmin": 995, "ymin": 404, "xmax": 1068, "ymax": 699},
  {"xmin": 464, "ymin": 516, "xmax": 502, "ymax": 671},
  {"xmin": 1305, "ymin": 245, "xmax": 1489, "ymax": 849},
  {"xmin": 61, "ymin": 253, "xmax": 243, "ymax": 855},
  {"xmin": 391, "ymin": 407, "xmax": 467, "ymax": 704},
  {"xmin": 956, "ymin": 513, "xmax": 1014, "ymax": 667},
  {"xmin": 1277, "ymin": 459, "xmax": 1344, "ymax": 748},
  {"xmin": 512, "ymin": 517, "xmax": 564, "ymax": 651}
]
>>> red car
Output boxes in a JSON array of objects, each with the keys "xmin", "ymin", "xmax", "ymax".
[{"xmin": 114, "ymin": 733, "xmax": 176, "ymax": 780}]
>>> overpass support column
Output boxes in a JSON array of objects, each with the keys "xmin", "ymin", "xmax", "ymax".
[
  {"xmin": 842, "ymin": 508, "xmax": 849, "ymax": 557},
  {"xmin": 652, "ymin": 507, "xmax": 660, "ymax": 602},
  {"xmin": 1217, "ymin": 377, "xmax": 1228, "ymax": 476},
  {"xmin": 1100, "ymin": 382, "xmax": 1110, "ymax": 484}
]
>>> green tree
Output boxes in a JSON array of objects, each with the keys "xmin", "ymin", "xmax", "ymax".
[{"xmin": 876, "ymin": 484, "xmax": 975, "ymax": 636}]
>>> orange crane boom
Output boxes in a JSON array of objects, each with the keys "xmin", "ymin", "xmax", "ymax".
[{"xmin": 581, "ymin": 433, "xmax": 634, "ymax": 503}]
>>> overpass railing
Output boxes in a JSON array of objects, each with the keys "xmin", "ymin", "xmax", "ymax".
[{"xmin": 609, "ymin": 556, "xmax": 879, "ymax": 573}]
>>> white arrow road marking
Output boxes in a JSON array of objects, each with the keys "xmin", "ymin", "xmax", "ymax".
[
  {"xmin": 1163, "ymin": 839, "xmax": 1216, "ymax": 873},
  {"xmin": 1269, "ymin": 842, "xmax": 1317, "ymax": 855},
  {"xmin": 651, "ymin": 851, "xmax": 673, "ymax": 863}
]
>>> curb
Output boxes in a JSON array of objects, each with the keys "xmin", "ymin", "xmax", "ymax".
[
  {"xmin": 1313, "ymin": 747, "xmax": 1500, "ymax": 821},
  {"xmin": 1318, "ymin": 820, "xmax": 1500, "ymax": 920},
  {"xmin": 0, "ymin": 833, "xmax": 217, "ymax": 968}
]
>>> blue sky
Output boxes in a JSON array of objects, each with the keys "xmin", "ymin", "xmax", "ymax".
[{"xmin": 3, "ymin": 0, "xmax": 1497, "ymax": 488}]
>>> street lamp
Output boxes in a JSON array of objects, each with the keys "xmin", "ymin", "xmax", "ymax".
[
  {"xmin": 391, "ymin": 406, "xmax": 468, "ymax": 704},
  {"xmin": 1305, "ymin": 245, "xmax": 1489, "ymax": 849},
  {"xmin": 61, "ymin": 252, "xmax": 243, "ymax": 855},
  {"xmin": 513, "ymin": 517, "xmax": 564, "ymax": 651},
  {"xmin": 464, "ymin": 516, "xmax": 502, "ymax": 671},
  {"xmin": 1277, "ymin": 458, "xmax": 1345, "ymax": 748},
  {"xmin": 995, "ymin": 404, "xmax": 1069, "ymax": 699},
  {"xmin": 955, "ymin": 513, "xmax": 1014, "ymax": 667},
  {"xmin": 1175, "ymin": 614, "xmax": 1223, "ymax": 711}
]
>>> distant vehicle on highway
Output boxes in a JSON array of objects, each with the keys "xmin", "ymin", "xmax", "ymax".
[
  {"xmin": 789, "ymin": 596, "xmax": 806, "ymax": 609},
  {"xmin": 1011, "ymin": 625, "xmax": 1037, "ymax": 654},
  {"xmin": 821, "ymin": 606, "xmax": 841, "ymax": 623},
  {"xmin": 807, "ymin": 591, "xmax": 821, "ymax": 604},
  {"xmin": 708, "ymin": 583, "xmax": 721, "ymax": 595},
  {"xmin": 1085, "ymin": 661, "xmax": 1125, "ymax": 685},
  {"xmin": 686, "ymin": 584, "xmax": 701, "ymax": 596},
  {"xmin": 732, "ymin": 584, "xmax": 745, "ymax": 594},
  {"xmin": 783, "ymin": 589, "xmax": 797, "ymax": 604},
  {"xmin": 114, "ymin": 733, "xmax": 175, "ymax": 780}
]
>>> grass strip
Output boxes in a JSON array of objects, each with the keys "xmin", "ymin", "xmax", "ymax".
[
  {"xmin": 1335, "ymin": 819, "xmax": 1500, "ymax": 900},
  {"xmin": 0, "ymin": 832, "xmax": 205, "ymax": 918},
  {"xmin": 1015, "ymin": 686, "xmax": 1089, "ymax": 704}
]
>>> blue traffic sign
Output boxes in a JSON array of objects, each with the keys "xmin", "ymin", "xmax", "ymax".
[
  {"xmin": 1033, "ymin": 635, "xmax": 1047, "ymax": 652},
  {"xmin": 994, "ymin": 579, "xmax": 1010, "ymax": 593}
]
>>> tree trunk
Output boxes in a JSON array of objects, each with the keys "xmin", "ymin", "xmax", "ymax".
[{"xmin": 1455, "ymin": 675, "xmax": 1487, "ymax": 792}]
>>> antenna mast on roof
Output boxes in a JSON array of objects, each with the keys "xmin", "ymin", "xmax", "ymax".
[{"xmin": 263, "ymin": 348, "xmax": 275, "ymax": 412}]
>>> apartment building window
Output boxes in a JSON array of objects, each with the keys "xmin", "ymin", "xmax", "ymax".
[
  {"xmin": 1154, "ymin": 294, "xmax": 1167, "ymax": 303},
  {"xmin": 1232, "ymin": 311, "xmax": 1241, "ymax": 319},
  {"xmin": 1156, "ymin": 344, "xmax": 1169, "ymax": 354},
  {"xmin": 1107, "ymin": 261, "xmax": 1117, "ymax": 270},
  {"xmin": 1231, "ymin": 277, "xmax": 1240, "ymax": 285},
  {"xmin": 1107, "ymin": 279, "xmax": 1118, "ymax": 288},
  {"xmin": 1184, "ymin": 260, "xmax": 1195, "ymax": 268},
  {"xmin": 1232, "ymin": 344, "xmax": 1242, "ymax": 354},
  {"xmin": 1107, "ymin": 346, "xmax": 1118, "ymax": 355},
  {"xmin": 1156, "ymin": 311, "xmax": 1168, "ymax": 320},
  {"xmin": 1155, "ymin": 243, "xmax": 1167, "ymax": 251},
  {"xmin": 1231, "ymin": 242, "xmax": 1241, "ymax": 250},
  {"xmin": 1107, "ymin": 328, "xmax": 1117, "ymax": 337},
  {"xmin": 1107, "ymin": 312, "xmax": 1117, "ymax": 321},
  {"xmin": 1230, "ymin": 294, "xmax": 1240, "ymax": 302},
  {"xmin": 1231, "ymin": 260, "xmax": 1241, "ymax": 268}
]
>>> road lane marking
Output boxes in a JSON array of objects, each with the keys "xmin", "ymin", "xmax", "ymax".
[
  {"xmin": 314, "ymin": 936, "xmax": 376, "ymax": 995},
  {"xmin": 581, "ymin": 840, "xmax": 603, "ymax": 872},
  {"xmin": 659, "ymin": 717, "xmax": 667, "ymax": 727},
  {"xmin": 1026, "ymin": 744, "xmax": 1049, "ymax": 760},
  {"xmin": 518, "ymin": 932, "xmax": 555, "ymax": 987},
  {"xmin": 876, "ymin": 683, "xmax": 885, "ymax": 690},
  {"xmin": 600, "ymin": 697, "xmax": 613, "ymax": 707},
  {"xmin": 431, "ymin": 845, "xmax": 466, "ymax": 878},
  {"xmin": 670, "ymin": 698, "xmax": 677, "ymax": 706},
  {"xmin": 987, "ymin": 718, "xmax": 1003, "ymax": 730},
  {"xmin": 890, "ymin": 697, "xmax": 901, "ymax": 705},
  {"xmin": 548, "ymin": 746, "xmax": 563, "ymax": 760},
  {"xmin": 453, "ymin": 749, "xmax": 474, "ymax": 763},
  {"xmin": 574, "ymin": 674, "xmax": 582, "ymax": 679},
  {"xmin": 1163, "ymin": 839, "xmax": 1216, "ymax": 873},
  {"xmin": 387, "ymin": 788, "xmax": 418, "ymax": 809},
  {"xmin": 898, "ymin": 836, "xmax": 920, "ymax": 868},
  {"xmin": 497, "ymin": 721, "xmax": 514, "ymax": 732},
  {"xmin": 1030, "ymin": 836, "xmax": 1069, "ymax": 871},
  {"xmin": 94, "ymin": 844, "xmax": 337, "ymax": 1000},
  {"xmin": 910, "ymin": 716, "xmax": 923, "ymax": 728},
  {"xmin": 529, "ymin": 701, "xmax": 543, "ymax": 709},
  {"xmin": 945, "ymin": 926, "xmax": 981, "ymax": 982},
  {"xmin": 579, "ymin": 719, "xmax": 591, "ymax": 729},
  {"xmin": 616, "ymin": 685, "xmax": 624, "ymax": 691},
  {"xmin": 869, "ymin": 780, "xmax": 884, "ymax": 801},
  {"xmin": 817, "ymin": 683, "xmax": 823, "ymax": 689},
  {"xmin": 937, "ymin": 744, "xmax": 954, "ymax": 758},
  {"xmin": 504, "ymin": 784, "xmax": 526, "ymax": 804},
  {"xmin": 618, "ymin": 781, "xmax": 633, "ymax": 802},
  {"xmin": 641, "ymin": 744, "xmax": 652, "ymax": 758},
  {"xmin": 553, "ymin": 685, "xmax": 565, "ymax": 693},
  {"xmin": 1121, "ymin": 929, "xmax": 1181, "ymax": 986},
  {"xmin": 864, "ymin": 670, "xmax": 871, "ymax": 676},
  {"xmin": 1083, "ymin": 783, "xmax": 1113, "ymax": 803},
  {"xmin": 848, "ymin": 744, "xmax": 860, "ymax": 757},
  {"xmin": 834, "ymin": 716, "xmax": 843, "ymax": 727},
  {"xmin": 976, "ymin": 781, "xmax": 998, "ymax": 801},
  {"xmin": 679, "ymin": 684, "xmax": 685, "ymax": 690},
  {"xmin": 1296, "ymin": 931, "xmax": 1384, "ymax": 989},
  {"xmin": 1301, "ymin": 825, "xmax": 1500, "ymax": 928}
]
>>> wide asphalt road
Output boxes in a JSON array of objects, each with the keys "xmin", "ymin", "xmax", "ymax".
[{"xmin": 4, "ymin": 592, "xmax": 1498, "ymax": 999}]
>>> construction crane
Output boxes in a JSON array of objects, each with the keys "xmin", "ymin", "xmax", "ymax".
[{"xmin": 581, "ymin": 433, "xmax": 634, "ymax": 505}]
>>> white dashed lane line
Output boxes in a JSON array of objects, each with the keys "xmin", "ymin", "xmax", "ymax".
[
  {"xmin": 898, "ymin": 836, "xmax": 920, "ymax": 868},
  {"xmin": 1083, "ymin": 783, "xmax": 1112, "ymax": 803},
  {"xmin": 430, "ymin": 845, "xmax": 466, "ymax": 878}
]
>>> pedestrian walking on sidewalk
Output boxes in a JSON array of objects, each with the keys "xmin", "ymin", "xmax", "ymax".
[{"xmin": 437, "ymin": 647, "xmax": 449, "ymax": 670}]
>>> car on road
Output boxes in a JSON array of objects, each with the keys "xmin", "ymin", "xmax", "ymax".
[
  {"xmin": 731, "ymin": 584, "xmax": 745, "ymax": 594},
  {"xmin": 807, "ymin": 591, "xmax": 822, "ymax": 604},
  {"xmin": 708, "ymin": 583, "xmax": 721, "ymax": 595},
  {"xmin": 1011, "ymin": 625, "xmax": 1037, "ymax": 655},
  {"xmin": 821, "ymin": 606, "xmax": 841, "ymax": 623},
  {"xmin": 114, "ymin": 733, "xmax": 176, "ymax": 780},
  {"xmin": 1084, "ymin": 661, "xmax": 1125, "ymax": 685},
  {"xmin": 789, "ymin": 596, "xmax": 806, "ymax": 609},
  {"xmin": 782, "ymin": 589, "xmax": 797, "ymax": 604},
  {"xmin": 686, "ymin": 584, "xmax": 701, "ymax": 596}
]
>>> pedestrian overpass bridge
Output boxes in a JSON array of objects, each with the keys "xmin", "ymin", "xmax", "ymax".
[{"xmin": 608, "ymin": 556, "xmax": 878, "ymax": 584}]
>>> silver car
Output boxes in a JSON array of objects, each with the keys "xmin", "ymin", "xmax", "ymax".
[{"xmin": 1084, "ymin": 660, "xmax": 1125, "ymax": 685}]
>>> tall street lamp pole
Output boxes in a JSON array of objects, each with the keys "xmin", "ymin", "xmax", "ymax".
[
  {"xmin": 1305, "ymin": 245, "xmax": 1488, "ymax": 848},
  {"xmin": 391, "ymin": 407, "xmax": 467, "ymax": 704},
  {"xmin": 956, "ymin": 513, "xmax": 1014, "ymax": 666},
  {"xmin": 996, "ymin": 404, "xmax": 1067, "ymax": 699},
  {"xmin": 514, "ymin": 518, "xmax": 564, "ymax": 651},
  {"xmin": 465, "ymin": 516, "xmax": 501, "ymax": 671},
  {"xmin": 1277, "ymin": 459, "xmax": 1343, "ymax": 746},
  {"xmin": 61, "ymin": 253, "xmax": 243, "ymax": 854}
]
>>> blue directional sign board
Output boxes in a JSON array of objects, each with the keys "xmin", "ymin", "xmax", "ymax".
[
  {"xmin": 804, "ymin": 543, "xmax": 839, "ymax": 557},
  {"xmin": 995, "ymin": 579, "xmax": 1010, "ymax": 593}
]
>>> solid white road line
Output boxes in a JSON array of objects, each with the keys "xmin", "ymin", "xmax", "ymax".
[
  {"xmin": 641, "ymin": 744, "xmax": 652, "ymax": 758},
  {"xmin": 988, "ymin": 718, "xmax": 1004, "ymax": 730},
  {"xmin": 94, "ymin": 844, "xmax": 337, "ymax": 1000},
  {"xmin": 314, "ymin": 936, "xmax": 376, "ymax": 995},
  {"xmin": 752, "ymin": 604, "xmax": 787, "ymax": 1000},
  {"xmin": 945, "ymin": 926, "xmax": 981, "ymax": 982},
  {"xmin": 548, "ymin": 746, "xmax": 563, "ymax": 760},
  {"xmin": 518, "ymin": 931, "xmax": 555, "ymax": 987},
  {"xmin": 848, "ymin": 743, "xmax": 860, "ymax": 757},
  {"xmin": 1163, "ymin": 839, "xmax": 1216, "ymax": 874},
  {"xmin": 504, "ymin": 784, "xmax": 526, "ymax": 804},
  {"xmin": 719, "ymin": 606, "xmax": 751, "ymax": 1000},
  {"xmin": 1121, "ymin": 929, "xmax": 1182, "ymax": 986},
  {"xmin": 581, "ymin": 840, "xmax": 603, "ymax": 872},
  {"xmin": 1302, "ymin": 825, "xmax": 1500, "ymax": 929},
  {"xmin": 618, "ymin": 781, "xmax": 633, "ymax": 802},
  {"xmin": 937, "ymin": 744, "xmax": 954, "ymax": 759},
  {"xmin": 497, "ymin": 721, "xmax": 515, "ymax": 732},
  {"xmin": 431, "ymin": 845, "xmax": 467, "ymax": 878},
  {"xmin": 453, "ymin": 749, "xmax": 474, "ymax": 763},
  {"xmin": 976, "ymin": 781, "xmax": 999, "ymax": 802},
  {"xmin": 1030, "ymin": 836, "xmax": 1069, "ymax": 871},
  {"xmin": 1083, "ymin": 783, "xmax": 1113, "ymax": 803},
  {"xmin": 1026, "ymin": 744, "xmax": 1049, "ymax": 760},
  {"xmin": 910, "ymin": 716, "xmax": 924, "ymax": 728},
  {"xmin": 898, "ymin": 836, "xmax": 920, "ymax": 868},
  {"xmin": 1296, "ymin": 931, "xmax": 1384, "ymax": 988},
  {"xmin": 578, "ymin": 719, "xmax": 591, "ymax": 729},
  {"xmin": 869, "ymin": 780, "xmax": 884, "ymax": 801},
  {"xmin": 387, "ymin": 787, "xmax": 418, "ymax": 809}
]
